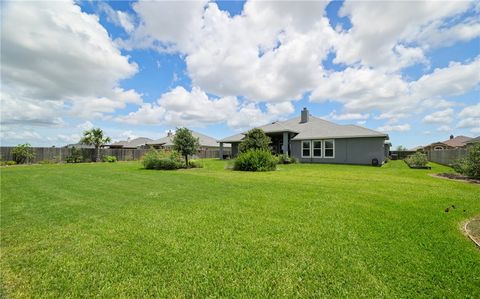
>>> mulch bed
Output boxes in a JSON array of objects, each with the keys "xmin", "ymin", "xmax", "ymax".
[
  {"xmin": 429, "ymin": 173, "xmax": 480, "ymax": 184},
  {"xmin": 464, "ymin": 218, "xmax": 480, "ymax": 248}
]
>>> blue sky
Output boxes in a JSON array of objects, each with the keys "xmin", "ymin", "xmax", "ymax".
[{"xmin": 1, "ymin": 0, "xmax": 479, "ymax": 148}]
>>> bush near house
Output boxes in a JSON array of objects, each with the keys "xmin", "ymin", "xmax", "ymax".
[
  {"xmin": 453, "ymin": 143, "xmax": 480, "ymax": 179},
  {"xmin": 404, "ymin": 152, "xmax": 429, "ymax": 168},
  {"xmin": 11, "ymin": 143, "xmax": 35, "ymax": 164},
  {"xmin": 142, "ymin": 148, "xmax": 183, "ymax": 170},
  {"xmin": 277, "ymin": 154, "xmax": 297, "ymax": 164},
  {"xmin": 66, "ymin": 147, "xmax": 84, "ymax": 163},
  {"xmin": 234, "ymin": 149, "xmax": 278, "ymax": 172},
  {"xmin": 102, "ymin": 155, "xmax": 117, "ymax": 163}
]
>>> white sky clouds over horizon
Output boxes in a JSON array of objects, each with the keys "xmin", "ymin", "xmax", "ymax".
[{"xmin": 0, "ymin": 0, "xmax": 479, "ymax": 147}]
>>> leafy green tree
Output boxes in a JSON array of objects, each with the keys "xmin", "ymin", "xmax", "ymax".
[
  {"xmin": 453, "ymin": 143, "xmax": 480, "ymax": 178},
  {"xmin": 12, "ymin": 143, "xmax": 35, "ymax": 164},
  {"xmin": 80, "ymin": 128, "xmax": 111, "ymax": 162},
  {"xmin": 172, "ymin": 128, "xmax": 200, "ymax": 168},
  {"xmin": 239, "ymin": 128, "xmax": 271, "ymax": 153}
]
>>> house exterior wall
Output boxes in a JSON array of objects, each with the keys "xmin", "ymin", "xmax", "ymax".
[
  {"xmin": 231, "ymin": 143, "xmax": 239, "ymax": 157},
  {"xmin": 291, "ymin": 137, "xmax": 387, "ymax": 165}
]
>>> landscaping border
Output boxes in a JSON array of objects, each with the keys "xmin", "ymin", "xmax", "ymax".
[{"xmin": 463, "ymin": 217, "xmax": 480, "ymax": 248}]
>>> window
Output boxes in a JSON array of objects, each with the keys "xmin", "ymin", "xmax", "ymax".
[
  {"xmin": 324, "ymin": 139, "xmax": 334, "ymax": 158},
  {"xmin": 433, "ymin": 146, "xmax": 444, "ymax": 151},
  {"xmin": 302, "ymin": 141, "xmax": 311, "ymax": 157},
  {"xmin": 313, "ymin": 140, "xmax": 322, "ymax": 157}
]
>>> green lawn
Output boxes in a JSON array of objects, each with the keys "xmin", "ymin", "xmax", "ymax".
[{"xmin": 1, "ymin": 160, "xmax": 479, "ymax": 297}]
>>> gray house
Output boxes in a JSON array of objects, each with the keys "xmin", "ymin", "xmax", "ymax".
[{"xmin": 219, "ymin": 108, "xmax": 390, "ymax": 165}]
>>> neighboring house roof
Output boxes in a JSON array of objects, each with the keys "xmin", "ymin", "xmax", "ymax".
[
  {"xmin": 147, "ymin": 130, "xmax": 229, "ymax": 148},
  {"xmin": 110, "ymin": 137, "xmax": 153, "ymax": 148},
  {"xmin": 219, "ymin": 115, "xmax": 388, "ymax": 143},
  {"xmin": 64, "ymin": 143, "xmax": 95, "ymax": 149},
  {"xmin": 442, "ymin": 135, "xmax": 472, "ymax": 148},
  {"xmin": 409, "ymin": 146, "xmax": 424, "ymax": 151},
  {"xmin": 465, "ymin": 136, "xmax": 480, "ymax": 144}
]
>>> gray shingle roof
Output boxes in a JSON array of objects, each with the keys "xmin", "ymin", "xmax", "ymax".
[
  {"xmin": 147, "ymin": 130, "xmax": 229, "ymax": 148},
  {"xmin": 110, "ymin": 137, "xmax": 153, "ymax": 148},
  {"xmin": 218, "ymin": 115, "xmax": 387, "ymax": 142},
  {"xmin": 465, "ymin": 136, "xmax": 480, "ymax": 144}
]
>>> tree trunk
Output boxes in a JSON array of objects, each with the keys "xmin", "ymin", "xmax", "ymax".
[
  {"xmin": 96, "ymin": 147, "xmax": 100, "ymax": 162},
  {"xmin": 185, "ymin": 155, "xmax": 188, "ymax": 168}
]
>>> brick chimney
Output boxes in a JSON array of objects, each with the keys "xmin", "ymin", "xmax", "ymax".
[
  {"xmin": 450, "ymin": 134, "xmax": 454, "ymax": 140},
  {"xmin": 300, "ymin": 107, "xmax": 309, "ymax": 123},
  {"xmin": 167, "ymin": 130, "xmax": 173, "ymax": 137}
]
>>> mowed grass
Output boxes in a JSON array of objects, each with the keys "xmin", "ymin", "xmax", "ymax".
[{"xmin": 1, "ymin": 160, "xmax": 479, "ymax": 297}]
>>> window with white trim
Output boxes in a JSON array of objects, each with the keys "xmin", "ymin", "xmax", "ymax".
[
  {"xmin": 324, "ymin": 139, "xmax": 335, "ymax": 158},
  {"xmin": 302, "ymin": 141, "xmax": 311, "ymax": 157},
  {"xmin": 313, "ymin": 140, "xmax": 322, "ymax": 157},
  {"xmin": 433, "ymin": 146, "xmax": 444, "ymax": 151}
]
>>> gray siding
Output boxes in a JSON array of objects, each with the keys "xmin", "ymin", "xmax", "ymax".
[{"xmin": 291, "ymin": 137, "xmax": 386, "ymax": 165}]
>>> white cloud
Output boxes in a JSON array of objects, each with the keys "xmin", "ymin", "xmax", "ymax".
[
  {"xmin": 77, "ymin": 121, "xmax": 94, "ymax": 131},
  {"xmin": 411, "ymin": 58, "xmax": 480, "ymax": 100},
  {"xmin": 98, "ymin": 2, "xmax": 135, "ymax": 33},
  {"xmin": 266, "ymin": 102, "xmax": 295, "ymax": 116},
  {"xmin": 437, "ymin": 125, "xmax": 452, "ymax": 132},
  {"xmin": 311, "ymin": 67, "xmax": 409, "ymax": 113},
  {"xmin": 422, "ymin": 108, "xmax": 454, "ymax": 124},
  {"xmin": 124, "ymin": 1, "xmax": 335, "ymax": 102},
  {"xmin": 377, "ymin": 124, "xmax": 411, "ymax": 132},
  {"xmin": 328, "ymin": 110, "xmax": 370, "ymax": 121},
  {"xmin": 1, "ymin": 1, "xmax": 140, "ymax": 125},
  {"xmin": 335, "ymin": 1, "xmax": 473, "ymax": 70},
  {"xmin": 311, "ymin": 58, "xmax": 479, "ymax": 123},
  {"xmin": 456, "ymin": 103, "xmax": 480, "ymax": 131},
  {"xmin": 459, "ymin": 103, "xmax": 480, "ymax": 118},
  {"xmin": 116, "ymin": 86, "xmax": 278, "ymax": 129}
]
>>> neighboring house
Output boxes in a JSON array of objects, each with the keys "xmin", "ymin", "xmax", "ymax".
[
  {"xmin": 64, "ymin": 143, "xmax": 95, "ymax": 149},
  {"xmin": 218, "ymin": 108, "xmax": 390, "ymax": 165},
  {"xmin": 422, "ymin": 135, "xmax": 472, "ymax": 151},
  {"xmin": 409, "ymin": 146, "xmax": 424, "ymax": 151},
  {"xmin": 464, "ymin": 136, "xmax": 480, "ymax": 147},
  {"xmin": 108, "ymin": 137, "xmax": 153, "ymax": 149},
  {"xmin": 146, "ymin": 130, "xmax": 231, "ymax": 151}
]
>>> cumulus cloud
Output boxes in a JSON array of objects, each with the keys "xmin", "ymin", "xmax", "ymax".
[
  {"xmin": 0, "ymin": 1, "xmax": 140, "ymax": 125},
  {"xmin": 437, "ymin": 125, "xmax": 452, "ymax": 132},
  {"xmin": 327, "ymin": 111, "xmax": 370, "ymax": 121},
  {"xmin": 377, "ymin": 124, "xmax": 411, "ymax": 132},
  {"xmin": 116, "ymin": 86, "xmax": 281, "ymax": 129},
  {"xmin": 335, "ymin": 1, "xmax": 474, "ymax": 70},
  {"xmin": 422, "ymin": 108, "xmax": 454, "ymax": 124},
  {"xmin": 114, "ymin": 0, "xmax": 478, "ymax": 129},
  {"xmin": 98, "ymin": 2, "xmax": 135, "ymax": 33}
]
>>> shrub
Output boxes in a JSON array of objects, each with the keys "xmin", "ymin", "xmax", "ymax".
[
  {"xmin": 453, "ymin": 143, "xmax": 480, "ymax": 178},
  {"xmin": 66, "ymin": 147, "xmax": 84, "ymax": 163},
  {"xmin": 142, "ymin": 148, "xmax": 183, "ymax": 170},
  {"xmin": 2, "ymin": 161, "xmax": 17, "ymax": 166},
  {"xmin": 404, "ymin": 152, "xmax": 428, "ymax": 167},
  {"xmin": 102, "ymin": 155, "xmax": 117, "ymax": 163},
  {"xmin": 12, "ymin": 143, "xmax": 35, "ymax": 164},
  {"xmin": 188, "ymin": 159, "xmax": 203, "ymax": 168},
  {"xmin": 277, "ymin": 154, "xmax": 297, "ymax": 164},
  {"xmin": 233, "ymin": 149, "xmax": 277, "ymax": 172}
]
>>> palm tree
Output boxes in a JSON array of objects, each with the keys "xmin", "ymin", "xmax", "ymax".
[{"xmin": 80, "ymin": 128, "xmax": 111, "ymax": 162}]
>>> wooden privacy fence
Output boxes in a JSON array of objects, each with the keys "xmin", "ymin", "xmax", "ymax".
[
  {"xmin": 0, "ymin": 147, "xmax": 230, "ymax": 163},
  {"xmin": 427, "ymin": 148, "xmax": 468, "ymax": 166}
]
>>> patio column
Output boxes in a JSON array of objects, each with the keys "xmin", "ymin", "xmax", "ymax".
[
  {"xmin": 282, "ymin": 132, "xmax": 289, "ymax": 155},
  {"xmin": 219, "ymin": 142, "xmax": 224, "ymax": 159}
]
